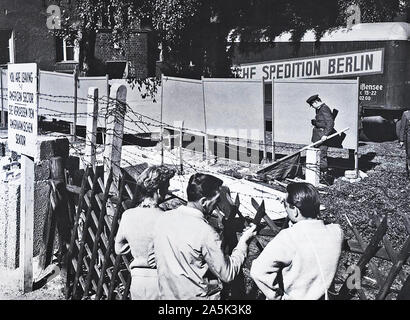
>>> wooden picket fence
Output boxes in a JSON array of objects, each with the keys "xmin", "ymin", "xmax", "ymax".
[
  {"xmin": 60, "ymin": 162, "xmax": 410, "ymax": 300},
  {"xmin": 62, "ymin": 164, "xmax": 275, "ymax": 300},
  {"xmin": 335, "ymin": 214, "xmax": 410, "ymax": 300},
  {"xmin": 64, "ymin": 166, "xmax": 135, "ymax": 300}
]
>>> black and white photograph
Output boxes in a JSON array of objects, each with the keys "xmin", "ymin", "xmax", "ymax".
[{"xmin": 0, "ymin": 0, "xmax": 410, "ymax": 310}]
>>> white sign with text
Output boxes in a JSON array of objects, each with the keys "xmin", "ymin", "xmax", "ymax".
[
  {"xmin": 8, "ymin": 63, "xmax": 38, "ymax": 157},
  {"xmin": 240, "ymin": 49, "xmax": 384, "ymax": 81}
]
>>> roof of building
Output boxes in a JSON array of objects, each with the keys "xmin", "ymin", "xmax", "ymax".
[{"xmin": 229, "ymin": 22, "xmax": 410, "ymax": 43}]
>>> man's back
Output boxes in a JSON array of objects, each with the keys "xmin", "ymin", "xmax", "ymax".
[
  {"xmin": 281, "ymin": 220, "xmax": 343, "ymax": 299},
  {"xmin": 154, "ymin": 205, "xmax": 247, "ymax": 300},
  {"xmin": 251, "ymin": 220, "xmax": 343, "ymax": 300}
]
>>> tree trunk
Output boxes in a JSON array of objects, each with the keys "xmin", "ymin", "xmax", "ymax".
[{"xmin": 79, "ymin": 29, "xmax": 97, "ymax": 76}]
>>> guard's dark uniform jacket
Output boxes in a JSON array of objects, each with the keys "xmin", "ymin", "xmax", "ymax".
[
  {"xmin": 311, "ymin": 104, "xmax": 335, "ymax": 144},
  {"xmin": 310, "ymin": 103, "xmax": 335, "ymax": 172}
]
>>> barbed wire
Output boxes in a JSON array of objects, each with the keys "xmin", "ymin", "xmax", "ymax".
[{"xmin": 2, "ymin": 90, "xmax": 408, "ymax": 176}]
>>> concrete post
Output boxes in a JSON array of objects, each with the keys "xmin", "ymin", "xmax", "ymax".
[
  {"xmin": 20, "ymin": 155, "xmax": 35, "ymax": 293},
  {"xmin": 103, "ymin": 84, "xmax": 126, "ymax": 196},
  {"xmin": 306, "ymin": 147, "xmax": 320, "ymax": 187},
  {"xmin": 84, "ymin": 87, "xmax": 98, "ymax": 171}
]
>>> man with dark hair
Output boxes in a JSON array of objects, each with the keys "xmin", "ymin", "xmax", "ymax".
[
  {"xmin": 153, "ymin": 173, "xmax": 257, "ymax": 300},
  {"xmin": 250, "ymin": 182, "xmax": 343, "ymax": 300},
  {"xmin": 306, "ymin": 94, "xmax": 335, "ymax": 182}
]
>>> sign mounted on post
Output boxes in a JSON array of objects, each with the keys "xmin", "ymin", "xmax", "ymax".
[
  {"xmin": 8, "ymin": 63, "xmax": 38, "ymax": 157},
  {"xmin": 240, "ymin": 48, "xmax": 384, "ymax": 81}
]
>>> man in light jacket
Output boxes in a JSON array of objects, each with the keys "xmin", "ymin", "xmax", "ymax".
[
  {"xmin": 153, "ymin": 173, "xmax": 257, "ymax": 300},
  {"xmin": 250, "ymin": 182, "xmax": 343, "ymax": 300}
]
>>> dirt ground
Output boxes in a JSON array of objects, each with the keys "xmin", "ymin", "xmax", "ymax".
[
  {"xmin": 243, "ymin": 140, "xmax": 410, "ymax": 300},
  {"xmin": 0, "ymin": 136, "xmax": 408, "ymax": 300},
  {"xmin": 0, "ymin": 257, "xmax": 65, "ymax": 300}
]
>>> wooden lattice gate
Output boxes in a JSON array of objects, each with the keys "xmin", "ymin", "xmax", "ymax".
[
  {"xmin": 63, "ymin": 164, "xmax": 410, "ymax": 300},
  {"xmin": 65, "ymin": 166, "xmax": 135, "ymax": 300}
]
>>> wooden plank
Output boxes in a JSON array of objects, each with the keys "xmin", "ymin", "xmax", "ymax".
[
  {"xmin": 71, "ymin": 168, "xmax": 100, "ymax": 299},
  {"xmin": 90, "ymin": 211, "xmax": 99, "ymax": 229},
  {"xmin": 75, "ymin": 239, "xmax": 81, "ymax": 251},
  {"xmin": 78, "ymin": 277, "xmax": 86, "ymax": 292},
  {"xmin": 118, "ymin": 270, "xmax": 127, "ymax": 287},
  {"xmin": 71, "ymin": 259, "xmax": 78, "ymax": 272},
  {"xmin": 84, "ymin": 87, "xmax": 98, "ymax": 170},
  {"xmin": 106, "ymin": 268, "xmax": 112, "ymax": 280},
  {"xmin": 82, "ymin": 257, "xmax": 89, "ymax": 272},
  {"xmin": 87, "ymin": 176, "xmax": 93, "ymax": 190},
  {"xmin": 88, "ymin": 227, "xmax": 95, "ymax": 242},
  {"xmin": 100, "ymin": 233, "xmax": 109, "ymax": 249},
  {"xmin": 336, "ymin": 215, "xmax": 387, "ymax": 300},
  {"xmin": 357, "ymin": 289, "xmax": 367, "ymax": 300},
  {"xmin": 84, "ymin": 193, "xmax": 91, "ymax": 208},
  {"xmin": 98, "ymin": 248, "xmax": 105, "ymax": 262},
  {"xmin": 346, "ymin": 240, "xmax": 410, "ymax": 265},
  {"xmin": 251, "ymin": 197, "xmax": 282, "ymax": 233},
  {"xmin": 84, "ymin": 243, "xmax": 92, "ymax": 258},
  {"xmin": 94, "ymin": 193, "xmax": 103, "ymax": 211},
  {"xmin": 104, "ymin": 216, "xmax": 112, "ymax": 233},
  {"xmin": 66, "ymin": 184, "xmax": 82, "ymax": 195},
  {"xmin": 377, "ymin": 236, "xmax": 410, "ymax": 300},
  {"xmin": 95, "ymin": 179, "xmax": 126, "ymax": 299},
  {"xmin": 103, "ymin": 84, "xmax": 127, "ymax": 195},
  {"xmin": 103, "ymin": 283, "xmax": 109, "ymax": 298},
  {"xmin": 397, "ymin": 274, "xmax": 410, "ymax": 300},
  {"xmin": 82, "ymin": 171, "xmax": 113, "ymax": 299},
  {"xmin": 91, "ymin": 280, "xmax": 98, "ymax": 293},
  {"xmin": 122, "ymin": 274, "xmax": 132, "ymax": 300},
  {"xmin": 375, "ymin": 218, "xmax": 408, "ymax": 283},
  {"xmin": 107, "ymin": 254, "xmax": 123, "ymax": 299},
  {"xmin": 349, "ymin": 216, "xmax": 385, "ymax": 288},
  {"xmin": 125, "ymin": 184, "xmax": 133, "ymax": 200},
  {"xmin": 121, "ymin": 255, "xmax": 131, "ymax": 268},
  {"xmin": 94, "ymin": 264, "xmax": 101, "ymax": 279},
  {"xmin": 110, "ymin": 253, "xmax": 116, "ymax": 265},
  {"xmin": 72, "ymin": 69, "xmax": 78, "ymax": 140},
  {"xmin": 97, "ymin": 178, "xmax": 105, "ymax": 195},
  {"xmin": 257, "ymin": 128, "xmax": 349, "ymax": 174}
]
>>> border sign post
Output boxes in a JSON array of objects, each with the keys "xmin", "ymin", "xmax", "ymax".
[{"xmin": 7, "ymin": 63, "xmax": 38, "ymax": 293}]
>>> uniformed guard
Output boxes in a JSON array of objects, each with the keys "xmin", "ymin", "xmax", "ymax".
[{"xmin": 306, "ymin": 94, "xmax": 335, "ymax": 183}]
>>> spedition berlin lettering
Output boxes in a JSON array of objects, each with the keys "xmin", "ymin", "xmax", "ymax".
[
  {"xmin": 258, "ymin": 60, "xmax": 321, "ymax": 80},
  {"xmin": 9, "ymin": 119, "xmax": 33, "ymax": 133},
  {"xmin": 241, "ymin": 50, "xmax": 383, "ymax": 80}
]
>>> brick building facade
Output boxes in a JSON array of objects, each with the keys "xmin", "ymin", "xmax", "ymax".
[
  {"xmin": 0, "ymin": 0, "xmax": 57, "ymax": 70},
  {"xmin": 94, "ymin": 29, "xmax": 156, "ymax": 79},
  {"xmin": 0, "ymin": 0, "xmax": 155, "ymax": 78}
]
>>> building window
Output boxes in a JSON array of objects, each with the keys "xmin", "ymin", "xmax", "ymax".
[
  {"xmin": 0, "ymin": 30, "xmax": 13, "ymax": 65},
  {"xmin": 56, "ymin": 36, "xmax": 79, "ymax": 62}
]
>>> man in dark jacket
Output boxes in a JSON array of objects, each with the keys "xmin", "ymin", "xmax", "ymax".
[
  {"xmin": 307, "ymin": 94, "xmax": 335, "ymax": 178},
  {"xmin": 399, "ymin": 110, "xmax": 410, "ymax": 177}
]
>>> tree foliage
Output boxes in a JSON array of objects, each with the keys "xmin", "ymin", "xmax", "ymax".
[{"xmin": 57, "ymin": 0, "xmax": 408, "ymax": 77}]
